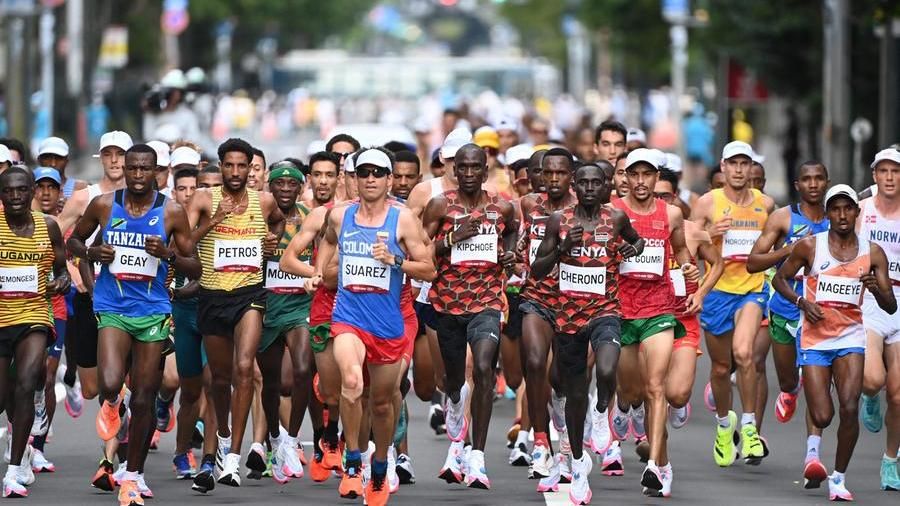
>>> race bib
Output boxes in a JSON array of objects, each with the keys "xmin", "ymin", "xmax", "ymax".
[
  {"xmin": 559, "ymin": 263, "xmax": 606, "ymax": 298},
  {"xmin": 670, "ymin": 268, "xmax": 686, "ymax": 297},
  {"xmin": 93, "ymin": 261, "xmax": 102, "ymax": 280},
  {"xmin": 451, "ymin": 234, "xmax": 498, "ymax": 267},
  {"xmin": 529, "ymin": 241, "xmax": 540, "ymax": 266},
  {"xmin": 0, "ymin": 266, "xmax": 39, "ymax": 298},
  {"xmin": 507, "ymin": 273, "xmax": 524, "ymax": 287},
  {"xmin": 213, "ymin": 239, "xmax": 262, "ymax": 272},
  {"xmin": 415, "ymin": 280, "xmax": 432, "ymax": 304},
  {"xmin": 619, "ymin": 246, "xmax": 665, "ymax": 279},
  {"xmin": 342, "ymin": 255, "xmax": 391, "ymax": 293},
  {"xmin": 814, "ymin": 274, "xmax": 863, "ymax": 308},
  {"xmin": 264, "ymin": 260, "xmax": 307, "ymax": 294},
  {"xmin": 108, "ymin": 247, "xmax": 159, "ymax": 282},
  {"xmin": 722, "ymin": 229, "xmax": 761, "ymax": 260}
]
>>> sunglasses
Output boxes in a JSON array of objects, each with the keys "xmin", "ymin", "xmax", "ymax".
[{"xmin": 355, "ymin": 166, "xmax": 390, "ymax": 178}]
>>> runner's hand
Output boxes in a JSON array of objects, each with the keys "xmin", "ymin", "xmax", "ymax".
[
  {"xmin": 619, "ymin": 241, "xmax": 639, "ymax": 259},
  {"xmin": 560, "ymin": 225, "xmax": 583, "ymax": 252},
  {"xmin": 682, "ymin": 263, "xmax": 700, "ymax": 282},
  {"xmin": 499, "ymin": 251, "xmax": 516, "ymax": 270},
  {"xmin": 860, "ymin": 272, "xmax": 880, "ymax": 295},
  {"xmin": 262, "ymin": 233, "xmax": 279, "ymax": 256},
  {"xmin": 798, "ymin": 298, "xmax": 825, "ymax": 324},
  {"xmin": 88, "ymin": 244, "xmax": 116, "ymax": 264},
  {"xmin": 211, "ymin": 197, "xmax": 236, "ymax": 225},
  {"xmin": 372, "ymin": 242, "xmax": 395, "ymax": 266},
  {"xmin": 305, "ymin": 274, "xmax": 322, "ymax": 292},
  {"xmin": 144, "ymin": 236, "xmax": 169, "ymax": 258},
  {"xmin": 48, "ymin": 273, "xmax": 71, "ymax": 295},
  {"xmin": 709, "ymin": 217, "xmax": 731, "ymax": 239},
  {"xmin": 684, "ymin": 293, "xmax": 703, "ymax": 314},
  {"xmin": 452, "ymin": 215, "xmax": 481, "ymax": 243}
]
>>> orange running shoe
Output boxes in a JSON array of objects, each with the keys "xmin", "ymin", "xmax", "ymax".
[
  {"xmin": 339, "ymin": 471, "xmax": 363, "ymax": 499},
  {"xmin": 91, "ymin": 458, "xmax": 116, "ymax": 491},
  {"xmin": 320, "ymin": 439, "xmax": 342, "ymax": 471},
  {"xmin": 309, "ymin": 453, "xmax": 331, "ymax": 482},
  {"xmin": 118, "ymin": 479, "xmax": 143, "ymax": 506},
  {"xmin": 365, "ymin": 473, "xmax": 390, "ymax": 506},
  {"xmin": 96, "ymin": 400, "xmax": 122, "ymax": 442}
]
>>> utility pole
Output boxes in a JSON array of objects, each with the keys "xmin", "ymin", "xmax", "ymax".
[
  {"xmin": 822, "ymin": 0, "xmax": 850, "ymax": 184},
  {"xmin": 40, "ymin": 2, "xmax": 55, "ymax": 134},
  {"xmin": 877, "ymin": 18, "xmax": 899, "ymax": 148},
  {"xmin": 3, "ymin": 0, "xmax": 36, "ymax": 141}
]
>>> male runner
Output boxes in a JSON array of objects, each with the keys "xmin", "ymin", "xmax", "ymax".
[
  {"xmin": 773, "ymin": 184, "xmax": 896, "ymax": 501},
  {"xmin": 692, "ymin": 141, "xmax": 775, "ymax": 467},
  {"xmin": 517, "ymin": 148, "xmax": 576, "ymax": 480},
  {"xmin": 612, "ymin": 149, "xmax": 699, "ymax": 496},
  {"xmin": 0, "ymin": 167, "xmax": 69, "ymax": 498},
  {"xmin": 248, "ymin": 147, "xmax": 267, "ymax": 191},
  {"xmin": 67, "ymin": 144, "xmax": 199, "ymax": 506},
  {"xmin": 197, "ymin": 167, "xmax": 223, "ymax": 189},
  {"xmin": 530, "ymin": 161, "xmax": 643, "ymax": 505},
  {"xmin": 747, "ymin": 161, "xmax": 830, "ymax": 486},
  {"xmin": 312, "ymin": 148, "xmax": 434, "ymax": 504},
  {"xmin": 593, "ymin": 120, "xmax": 627, "ymax": 166},
  {"xmin": 422, "ymin": 143, "xmax": 518, "ymax": 489},
  {"xmin": 185, "ymin": 138, "xmax": 285, "ymax": 487},
  {"xmin": 326, "ymin": 134, "xmax": 360, "ymax": 202},
  {"xmin": 857, "ymin": 148, "xmax": 900, "ymax": 491},
  {"xmin": 36, "ymin": 136, "xmax": 87, "ymax": 206},
  {"xmin": 390, "ymin": 150, "xmax": 421, "ymax": 201}
]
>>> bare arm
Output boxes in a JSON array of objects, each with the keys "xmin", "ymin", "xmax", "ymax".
[
  {"xmin": 167, "ymin": 202, "xmax": 202, "ymax": 280},
  {"xmin": 422, "ymin": 195, "xmax": 450, "ymax": 256},
  {"xmin": 66, "ymin": 195, "xmax": 112, "ymax": 263},
  {"xmin": 45, "ymin": 216, "xmax": 71, "ymax": 295},
  {"xmin": 57, "ymin": 189, "xmax": 88, "ymax": 234},
  {"xmin": 261, "ymin": 192, "xmax": 286, "ymax": 256},
  {"xmin": 531, "ymin": 212, "xmax": 563, "ymax": 281},
  {"xmin": 499, "ymin": 200, "xmax": 519, "ymax": 271},
  {"xmin": 613, "ymin": 208, "xmax": 645, "ymax": 258},
  {"xmin": 747, "ymin": 206, "xmax": 790, "ymax": 273},
  {"xmin": 281, "ymin": 207, "xmax": 325, "ymax": 279},
  {"xmin": 309, "ymin": 208, "xmax": 342, "ymax": 290},
  {"xmin": 773, "ymin": 237, "xmax": 823, "ymax": 324},
  {"xmin": 187, "ymin": 190, "xmax": 216, "ymax": 244},
  {"xmin": 864, "ymin": 244, "xmax": 898, "ymax": 314},
  {"xmin": 392, "ymin": 209, "xmax": 436, "ymax": 282}
]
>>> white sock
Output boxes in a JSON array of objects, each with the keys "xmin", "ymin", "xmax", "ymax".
[
  {"xmin": 740, "ymin": 412, "xmax": 756, "ymax": 426},
  {"xmin": 5, "ymin": 465, "xmax": 18, "ymax": 478},
  {"xmin": 831, "ymin": 470, "xmax": 845, "ymax": 482},
  {"xmin": 515, "ymin": 430, "xmax": 528, "ymax": 447},
  {"xmin": 716, "ymin": 415, "xmax": 730, "ymax": 428},
  {"xmin": 123, "ymin": 470, "xmax": 139, "ymax": 482},
  {"xmin": 884, "ymin": 453, "xmax": 897, "ymax": 463},
  {"xmin": 806, "ymin": 435, "xmax": 821, "ymax": 458},
  {"xmin": 647, "ymin": 459, "xmax": 657, "ymax": 469}
]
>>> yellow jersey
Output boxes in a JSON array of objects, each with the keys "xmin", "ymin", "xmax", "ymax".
[
  {"xmin": 710, "ymin": 188, "xmax": 768, "ymax": 294},
  {"xmin": 198, "ymin": 187, "xmax": 267, "ymax": 291},
  {"xmin": 0, "ymin": 211, "xmax": 54, "ymax": 327}
]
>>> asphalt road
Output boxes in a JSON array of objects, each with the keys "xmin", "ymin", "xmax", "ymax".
[{"xmin": 12, "ymin": 351, "xmax": 895, "ymax": 506}]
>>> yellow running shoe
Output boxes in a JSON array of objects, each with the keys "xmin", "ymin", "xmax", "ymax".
[
  {"xmin": 740, "ymin": 424, "xmax": 765, "ymax": 465},
  {"xmin": 713, "ymin": 411, "xmax": 737, "ymax": 467}
]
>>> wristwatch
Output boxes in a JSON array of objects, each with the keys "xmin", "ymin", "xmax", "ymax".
[
  {"xmin": 394, "ymin": 256, "xmax": 404, "ymax": 269},
  {"xmin": 166, "ymin": 251, "xmax": 177, "ymax": 264}
]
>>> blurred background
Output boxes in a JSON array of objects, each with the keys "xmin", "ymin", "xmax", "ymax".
[{"xmin": 0, "ymin": 0, "xmax": 898, "ymax": 201}]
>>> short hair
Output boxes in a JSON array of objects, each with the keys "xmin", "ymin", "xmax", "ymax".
[
  {"xmin": 126, "ymin": 144, "xmax": 158, "ymax": 165},
  {"xmin": 252, "ymin": 147, "xmax": 266, "ymax": 165},
  {"xmin": 217, "ymin": 138, "xmax": 254, "ymax": 164},
  {"xmin": 200, "ymin": 165, "xmax": 221, "ymax": 174},
  {"xmin": 393, "ymin": 150, "xmax": 420, "ymax": 173},
  {"xmin": 308, "ymin": 151, "xmax": 340, "ymax": 172},
  {"xmin": 543, "ymin": 147, "xmax": 575, "ymax": 171},
  {"xmin": 709, "ymin": 166, "xmax": 723, "ymax": 184},
  {"xmin": 575, "ymin": 160, "xmax": 613, "ymax": 179},
  {"xmin": 282, "ymin": 157, "xmax": 308, "ymax": 176},
  {"xmin": 797, "ymin": 160, "xmax": 828, "ymax": 179},
  {"xmin": 174, "ymin": 167, "xmax": 199, "ymax": 183},
  {"xmin": 383, "ymin": 141, "xmax": 412, "ymax": 154},
  {"xmin": 658, "ymin": 168, "xmax": 679, "ymax": 190},
  {"xmin": 0, "ymin": 138, "xmax": 28, "ymax": 163},
  {"xmin": 594, "ymin": 120, "xmax": 627, "ymax": 144},
  {"xmin": 326, "ymin": 134, "xmax": 360, "ymax": 152},
  {"xmin": 0, "ymin": 165, "xmax": 33, "ymax": 186}
]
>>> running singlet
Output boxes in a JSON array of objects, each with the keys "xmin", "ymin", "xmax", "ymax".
[
  {"xmin": 309, "ymin": 203, "xmax": 337, "ymax": 328},
  {"xmin": 332, "ymin": 203, "xmax": 405, "ymax": 339},
  {"xmin": 265, "ymin": 203, "xmax": 311, "ymax": 295},
  {"xmin": 858, "ymin": 198, "xmax": 900, "ymax": 290},
  {"xmin": 521, "ymin": 194, "xmax": 558, "ymax": 306},
  {"xmin": 198, "ymin": 187, "xmax": 266, "ymax": 291},
  {"xmin": 0, "ymin": 211, "xmax": 53, "ymax": 328},
  {"xmin": 801, "ymin": 232, "xmax": 869, "ymax": 351},
  {"xmin": 555, "ymin": 204, "xmax": 620, "ymax": 334},
  {"xmin": 768, "ymin": 204, "xmax": 829, "ymax": 320},
  {"xmin": 613, "ymin": 198, "xmax": 675, "ymax": 319},
  {"xmin": 62, "ymin": 177, "xmax": 76, "ymax": 199},
  {"xmin": 668, "ymin": 245, "xmax": 698, "ymax": 318},
  {"xmin": 413, "ymin": 178, "xmax": 446, "ymax": 305},
  {"xmin": 93, "ymin": 190, "xmax": 170, "ymax": 316},
  {"xmin": 710, "ymin": 188, "xmax": 768, "ymax": 294},
  {"xmin": 429, "ymin": 190, "xmax": 507, "ymax": 315}
]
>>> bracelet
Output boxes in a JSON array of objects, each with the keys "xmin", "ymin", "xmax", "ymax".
[
  {"xmin": 795, "ymin": 295, "xmax": 803, "ymax": 306},
  {"xmin": 448, "ymin": 231, "xmax": 455, "ymax": 247}
]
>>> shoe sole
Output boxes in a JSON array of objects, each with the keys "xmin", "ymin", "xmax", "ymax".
[
  {"xmin": 466, "ymin": 479, "xmax": 490, "ymax": 490},
  {"xmin": 601, "ymin": 463, "xmax": 624, "ymax": 476},
  {"xmin": 340, "ymin": 490, "xmax": 362, "ymax": 499},
  {"xmin": 510, "ymin": 455, "xmax": 530, "ymax": 467},
  {"xmin": 217, "ymin": 475, "xmax": 240, "ymax": 487},
  {"xmin": 396, "ymin": 468, "xmax": 414, "ymax": 484},
  {"xmin": 438, "ymin": 469, "xmax": 462, "ymax": 484},
  {"xmin": 640, "ymin": 470, "xmax": 663, "ymax": 492},
  {"xmin": 191, "ymin": 473, "xmax": 215, "ymax": 493},
  {"xmin": 92, "ymin": 473, "xmax": 115, "ymax": 492},
  {"xmin": 246, "ymin": 451, "xmax": 267, "ymax": 473}
]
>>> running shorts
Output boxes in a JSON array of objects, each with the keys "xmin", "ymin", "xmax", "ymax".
[
  {"xmin": 414, "ymin": 301, "xmax": 438, "ymax": 334},
  {"xmin": 768, "ymin": 312, "xmax": 799, "ymax": 346},
  {"xmin": 257, "ymin": 332, "xmax": 285, "ymax": 354},
  {"xmin": 70, "ymin": 291, "xmax": 98, "ymax": 368},
  {"xmin": 673, "ymin": 315, "xmax": 701, "ymax": 354},
  {"xmin": 331, "ymin": 322, "xmax": 406, "ymax": 365},
  {"xmin": 555, "ymin": 316, "xmax": 621, "ymax": 375},
  {"xmin": 261, "ymin": 294, "xmax": 310, "ymax": 355},
  {"xmin": 504, "ymin": 291, "xmax": 524, "ymax": 339},
  {"xmin": 173, "ymin": 300, "xmax": 206, "ymax": 377},
  {"xmin": 700, "ymin": 289, "xmax": 767, "ymax": 336},
  {"xmin": 863, "ymin": 293, "xmax": 900, "ymax": 345},
  {"xmin": 0, "ymin": 323, "xmax": 51, "ymax": 359},
  {"xmin": 435, "ymin": 309, "xmax": 501, "ymax": 368},
  {"xmin": 97, "ymin": 313, "xmax": 170, "ymax": 343},
  {"xmin": 310, "ymin": 323, "xmax": 332, "ymax": 354},
  {"xmin": 621, "ymin": 314, "xmax": 684, "ymax": 347},
  {"xmin": 797, "ymin": 347, "xmax": 864, "ymax": 367},
  {"xmin": 519, "ymin": 299, "xmax": 556, "ymax": 328},
  {"xmin": 197, "ymin": 284, "xmax": 267, "ymax": 338},
  {"xmin": 402, "ymin": 309, "xmax": 418, "ymax": 365},
  {"xmin": 49, "ymin": 318, "xmax": 65, "ymax": 359}
]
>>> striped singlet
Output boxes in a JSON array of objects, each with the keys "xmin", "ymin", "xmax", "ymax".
[
  {"xmin": 198, "ymin": 187, "xmax": 267, "ymax": 291},
  {"xmin": 0, "ymin": 211, "xmax": 53, "ymax": 327}
]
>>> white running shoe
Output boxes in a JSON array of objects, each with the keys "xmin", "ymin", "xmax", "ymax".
[
  {"xmin": 668, "ymin": 403, "xmax": 691, "ymax": 429},
  {"xmin": 641, "ymin": 459, "xmax": 664, "ymax": 496},
  {"xmin": 2, "ymin": 475, "xmax": 26, "ymax": 498},
  {"xmin": 530, "ymin": 443, "xmax": 553, "ymax": 479},
  {"xmin": 214, "ymin": 432, "xmax": 231, "ymax": 478},
  {"xmin": 569, "ymin": 453, "xmax": 593, "ymax": 505},
  {"xmin": 660, "ymin": 463, "xmax": 673, "ymax": 497},
  {"xmin": 386, "ymin": 446, "xmax": 400, "ymax": 494},
  {"xmin": 281, "ymin": 438, "xmax": 304, "ymax": 479},
  {"xmin": 590, "ymin": 406, "xmax": 612, "ymax": 454},
  {"xmin": 508, "ymin": 442, "xmax": 531, "ymax": 466},
  {"xmin": 111, "ymin": 461, "xmax": 127, "ymax": 485},
  {"xmin": 396, "ymin": 453, "xmax": 415, "ymax": 484},
  {"xmin": 15, "ymin": 446, "xmax": 34, "ymax": 486},
  {"xmin": 31, "ymin": 391, "xmax": 49, "ymax": 437},
  {"xmin": 464, "ymin": 450, "xmax": 490, "ymax": 490},
  {"xmin": 828, "ymin": 473, "xmax": 853, "ymax": 501},
  {"xmin": 30, "ymin": 448, "xmax": 54, "ymax": 473},
  {"xmin": 136, "ymin": 473, "xmax": 153, "ymax": 498},
  {"xmin": 536, "ymin": 453, "xmax": 560, "ymax": 493},
  {"xmin": 444, "ymin": 384, "xmax": 470, "ymax": 442},
  {"xmin": 217, "ymin": 453, "xmax": 241, "ymax": 486},
  {"xmin": 601, "ymin": 440, "xmax": 624, "ymax": 476},
  {"xmin": 610, "ymin": 403, "xmax": 630, "ymax": 441},
  {"xmin": 558, "ymin": 452, "xmax": 572, "ymax": 483},
  {"xmin": 438, "ymin": 441, "xmax": 464, "ymax": 484}
]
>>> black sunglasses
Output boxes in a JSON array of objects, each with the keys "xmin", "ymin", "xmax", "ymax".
[{"xmin": 355, "ymin": 166, "xmax": 390, "ymax": 178}]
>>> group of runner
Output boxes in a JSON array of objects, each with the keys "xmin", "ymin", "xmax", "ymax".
[{"xmin": 0, "ymin": 119, "xmax": 897, "ymax": 505}]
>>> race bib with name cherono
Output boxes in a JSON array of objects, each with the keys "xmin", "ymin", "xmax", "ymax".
[{"xmin": 559, "ymin": 263, "xmax": 606, "ymax": 298}]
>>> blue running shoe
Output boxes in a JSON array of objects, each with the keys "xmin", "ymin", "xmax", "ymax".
[{"xmin": 861, "ymin": 393, "xmax": 883, "ymax": 433}]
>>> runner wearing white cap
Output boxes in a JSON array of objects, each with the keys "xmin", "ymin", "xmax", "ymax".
[
  {"xmin": 37, "ymin": 136, "xmax": 87, "ymax": 202},
  {"xmin": 146, "ymin": 141, "xmax": 172, "ymax": 197}
]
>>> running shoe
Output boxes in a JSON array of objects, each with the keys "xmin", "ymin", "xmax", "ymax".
[
  {"xmin": 668, "ymin": 402, "xmax": 691, "ymax": 429},
  {"xmin": 191, "ymin": 421, "xmax": 204, "ymax": 449},
  {"xmin": 804, "ymin": 456, "xmax": 828, "ymax": 489},
  {"xmin": 508, "ymin": 442, "xmax": 531, "ymax": 466},
  {"xmin": 2, "ymin": 475, "xmax": 26, "ymax": 498},
  {"xmin": 280, "ymin": 439, "xmax": 304, "ymax": 479},
  {"xmin": 506, "ymin": 419, "xmax": 521, "ymax": 449},
  {"xmin": 610, "ymin": 403, "xmax": 630, "ymax": 441},
  {"xmin": 91, "ymin": 458, "xmax": 116, "ymax": 491},
  {"xmin": 630, "ymin": 404, "xmax": 647, "ymax": 440},
  {"xmin": 31, "ymin": 448, "xmax": 54, "ymax": 473},
  {"xmin": 444, "ymin": 383, "xmax": 470, "ymax": 442},
  {"xmin": 339, "ymin": 464, "xmax": 363, "ymax": 499},
  {"xmin": 308, "ymin": 448, "xmax": 331, "ymax": 482},
  {"xmin": 112, "ymin": 462, "xmax": 127, "ymax": 485},
  {"xmin": 464, "ymin": 450, "xmax": 490, "ymax": 489},
  {"xmin": 387, "ymin": 445, "xmax": 400, "ymax": 493},
  {"xmin": 601, "ymin": 440, "xmax": 624, "ymax": 476},
  {"xmin": 713, "ymin": 411, "xmax": 738, "ymax": 467},
  {"xmin": 861, "ymin": 394, "xmax": 883, "ymax": 433},
  {"xmin": 635, "ymin": 436, "xmax": 650, "ymax": 463},
  {"xmin": 590, "ymin": 406, "xmax": 612, "ymax": 454},
  {"xmin": 96, "ymin": 399, "xmax": 122, "ymax": 442},
  {"xmin": 64, "ymin": 377, "xmax": 84, "ymax": 419},
  {"xmin": 530, "ymin": 443, "xmax": 553, "ymax": 479},
  {"xmin": 396, "ymin": 453, "xmax": 415, "ymax": 484},
  {"xmin": 704, "ymin": 382, "xmax": 716, "ymax": 412},
  {"xmin": 569, "ymin": 453, "xmax": 592, "ymax": 505},
  {"xmin": 438, "ymin": 441, "xmax": 465, "ymax": 484},
  {"xmin": 173, "ymin": 452, "xmax": 194, "ymax": 480},
  {"xmin": 271, "ymin": 445, "xmax": 290, "ymax": 485},
  {"xmin": 428, "ymin": 403, "xmax": 447, "ymax": 436},
  {"xmin": 15, "ymin": 446, "xmax": 34, "ymax": 486},
  {"xmin": 191, "ymin": 455, "xmax": 216, "ymax": 493},
  {"xmin": 118, "ymin": 479, "xmax": 143, "ymax": 506},
  {"xmin": 828, "ymin": 473, "xmax": 853, "ymax": 501},
  {"xmin": 365, "ymin": 471, "xmax": 389, "ymax": 506},
  {"xmin": 740, "ymin": 424, "xmax": 765, "ymax": 465},
  {"xmin": 641, "ymin": 460, "xmax": 663, "ymax": 496},
  {"xmin": 31, "ymin": 391, "xmax": 49, "ymax": 437},
  {"xmin": 319, "ymin": 437, "xmax": 342, "ymax": 471},
  {"xmin": 536, "ymin": 453, "xmax": 560, "ymax": 493},
  {"xmin": 136, "ymin": 474, "xmax": 153, "ymax": 499},
  {"xmin": 659, "ymin": 463, "xmax": 673, "ymax": 498},
  {"xmin": 296, "ymin": 442, "xmax": 308, "ymax": 466},
  {"xmin": 154, "ymin": 395, "xmax": 175, "ymax": 433},
  {"xmin": 215, "ymin": 432, "xmax": 231, "ymax": 476},
  {"xmin": 775, "ymin": 391, "xmax": 799, "ymax": 423},
  {"xmin": 262, "ymin": 450, "xmax": 273, "ymax": 478},
  {"xmin": 881, "ymin": 455, "xmax": 900, "ymax": 491},
  {"xmin": 217, "ymin": 453, "xmax": 241, "ymax": 487},
  {"xmin": 245, "ymin": 442, "xmax": 266, "ymax": 480},
  {"xmin": 558, "ymin": 452, "xmax": 572, "ymax": 483}
]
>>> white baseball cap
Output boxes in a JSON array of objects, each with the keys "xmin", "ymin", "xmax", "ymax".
[
  {"xmin": 870, "ymin": 148, "xmax": 900, "ymax": 168},
  {"xmin": 170, "ymin": 146, "xmax": 201, "ymax": 167},
  {"xmin": 37, "ymin": 136, "xmax": 69, "ymax": 157},
  {"xmin": 98, "ymin": 131, "xmax": 133, "ymax": 153},
  {"xmin": 627, "ymin": 127, "xmax": 647, "ymax": 144},
  {"xmin": 440, "ymin": 127, "xmax": 473, "ymax": 160},
  {"xmin": 664, "ymin": 152, "xmax": 683, "ymax": 173},
  {"xmin": 0, "ymin": 145, "xmax": 11, "ymax": 164},
  {"xmin": 625, "ymin": 148, "xmax": 665, "ymax": 171},
  {"xmin": 495, "ymin": 117, "xmax": 519, "ymax": 133},
  {"xmin": 721, "ymin": 140, "xmax": 754, "ymax": 161},
  {"xmin": 147, "ymin": 141, "xmax": 171, "ymax": 167},
  {"xmin": 751, "ymin": 150, "xmax": 766, "ymax": 165},
  {"xmin": 355, "ymin": 149, "xmax": 392, "ymax": 172},
  {"xmin": 825, "ymin": 184, "xmax": 859, "ymax": 207},
  {"xmin": 343, "ymin": 151, "xmax": 356, "ymax": 174},
  {"xmin": 505, "ymin": 143, "xmax": 534, "ymax": 166}
]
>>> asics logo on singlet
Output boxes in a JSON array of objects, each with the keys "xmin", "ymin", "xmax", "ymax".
[
  {"xmin": 819, "ymin": 261, "xmax": 831, "ymax": 271},
  {"xmin": 343, "ymin": 230, "xmax": 361, "ymax": 239},
  {"xmin": 148, "ymin": 216, "xmax": 159, "ymax": 226}
]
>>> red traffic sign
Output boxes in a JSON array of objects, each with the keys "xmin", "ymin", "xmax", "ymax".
[{"xmin": 161, "ymin": 8, "xmax": 189, "ymax": 35}]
